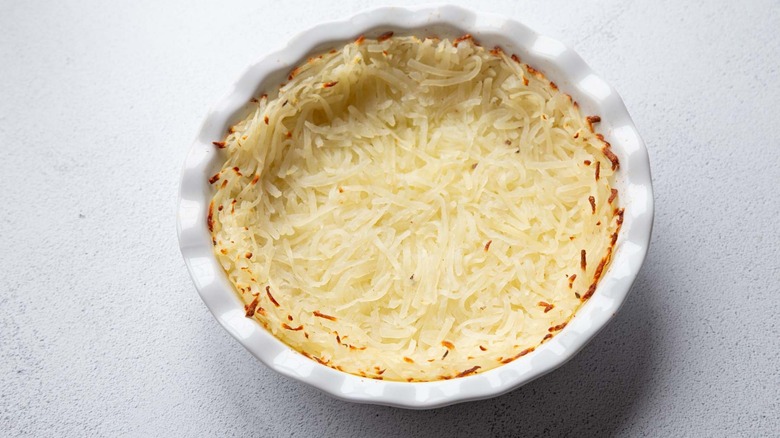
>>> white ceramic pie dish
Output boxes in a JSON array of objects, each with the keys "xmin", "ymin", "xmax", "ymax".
[{"xmin": 177, "ymin": 4, "xmax": 654, "ymax": 409}]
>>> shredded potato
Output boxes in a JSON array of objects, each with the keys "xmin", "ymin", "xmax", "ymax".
[{"xmin": 209, "ymin": 35, "xmax": 623, "ymax": 381}]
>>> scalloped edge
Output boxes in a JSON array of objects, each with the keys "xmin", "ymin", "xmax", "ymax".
[{"xmin": 177, "ymin": 4, "xmax": 654, "ymax": 409}]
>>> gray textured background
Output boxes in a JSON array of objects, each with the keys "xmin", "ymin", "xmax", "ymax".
[{"xmin": 1, "ymin": 0, "xmax": 779, "ymax": 436}]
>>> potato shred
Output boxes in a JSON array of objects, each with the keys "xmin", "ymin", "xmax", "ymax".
[{"xmin": 208, "ymin": 34, "xmax": 623, "ymax": 381}]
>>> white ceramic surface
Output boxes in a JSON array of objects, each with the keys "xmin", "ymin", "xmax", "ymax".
[{"xmin": 177, "ymin": 4, "xmax": 654, "ymax": 409}]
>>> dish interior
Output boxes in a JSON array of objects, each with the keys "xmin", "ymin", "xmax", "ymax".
[{"xmin": 206, "ymin": 34, "xmax": 624, "ymax": 382}]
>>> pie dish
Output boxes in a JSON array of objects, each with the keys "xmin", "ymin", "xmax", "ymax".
[{"xmin": 177, "ymin": 4, "xmax": 654, "ymax": 409}]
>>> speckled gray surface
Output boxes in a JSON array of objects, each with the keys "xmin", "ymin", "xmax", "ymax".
[{"xmin": 1, "ymin": 0, "xmax": 778, "ymax": 436}]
